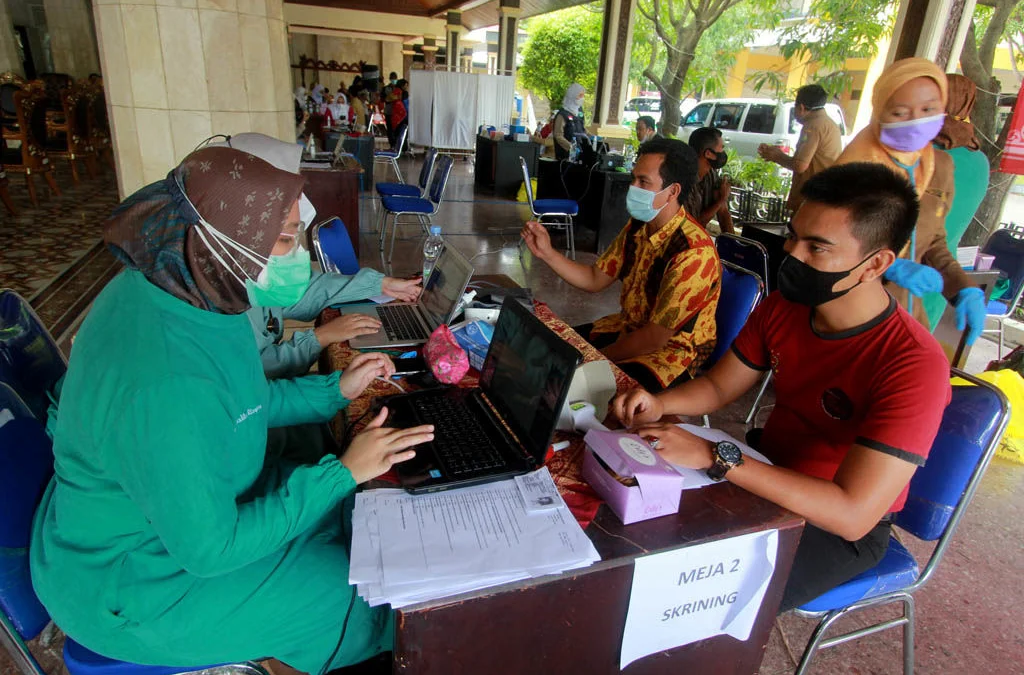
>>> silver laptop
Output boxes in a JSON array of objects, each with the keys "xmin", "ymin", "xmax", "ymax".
[{"xmin": 342, "ymin": 244, "xmax": 474, "ymax": 348}]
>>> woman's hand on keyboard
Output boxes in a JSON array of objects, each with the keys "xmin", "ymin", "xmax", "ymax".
[
  {"xmin": 382, "ymin": 276, "xmax": 423, "ymax": 302},
  {"xmin": 339, "ymin": 353, "xmax": 395, "ymax": 400},
  {"xmin": 341, "ymin": 407, "xmax": 434, "ymax": 483},
  {"xmin": 315, "ymin": 313, "xmax": 382, "ymax": 347}
]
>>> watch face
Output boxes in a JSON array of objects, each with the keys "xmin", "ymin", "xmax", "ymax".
[{"xmin": 717, "ymin": 442, "xmax": 742, "ymax": 464}]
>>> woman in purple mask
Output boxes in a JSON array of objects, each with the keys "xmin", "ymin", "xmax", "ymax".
[{"xmin": 836, "ymin": 58, "xmax": 984, "ymax": 340}]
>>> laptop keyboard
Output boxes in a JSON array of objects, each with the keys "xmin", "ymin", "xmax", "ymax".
[
  {"xmin": 378, "ymin": 304, "xmax": 425, "ymax": 341},
  {"xmin": 412, "ymin": 394, "xmax": 507, "ymax": 476}
]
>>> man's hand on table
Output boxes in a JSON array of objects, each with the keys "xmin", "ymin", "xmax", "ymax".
[
  {"xmin": 315, "ymin": 313, "xmax": 382, "ymax": 348},
  {"xmin": 339, "ymin": 353, "xmax": 395, "ymax": 400},
  {"xmin": 521, "ymin": 221, "xmax": 555, "ymax": 261},
  {"xmin": 633, "ymin": 423, "xmax": 715, "ymax": 470},
  {"xmin": 382, "ymin": 276, "xmax": 422, "ymax": 302},
  {"xmin": 611, "ymin": 389, "xmax": 664, "ymax": 428},
  {"xmin": 341, "ymin": 406, "xmax": 434, "ymax": 483}
]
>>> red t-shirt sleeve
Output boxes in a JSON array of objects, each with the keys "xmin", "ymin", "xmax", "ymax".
[
  {"xmin": 730, "ymin": 293, "xmax": 775, "ymax": 371},
  {"xmin": 854, "ymin": 348, "xmax": 951, "ymax": 466}
]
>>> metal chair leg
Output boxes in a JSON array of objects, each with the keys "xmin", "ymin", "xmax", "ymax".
[
  {"xmin": 999, "ymin": 320, "xmax": 1005, "ymax": 359},
  {"xmin": 0, "ymin": 614, "xmax": 47, "ymax": 675},
  {"xmin": 568, "ymin": 216, "xmax": 576, "ymax": 260},
  {"xmin": 745, "ymin": 372, "xmax": 772, "ymax": 425},
  {"xmin": 794, "ymin": 609, "xmax": 845, "ymax": 675},
  {"xmin": 390, "ymin": 158, "xmax": 403, "ymax": 183},
  {"xmin": 379, "ymin": 212, "xmax": 389, "ymax": 252},
  {"xmin": 902, "ymin": 594, "xmax": 915, "ymax": 675}
]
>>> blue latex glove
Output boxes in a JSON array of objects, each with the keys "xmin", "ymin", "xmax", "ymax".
[
  {"xmin": 954, "ymin": 287, "xmax": 986, "ymax": 346},
  {"xmin": 882, "ymin": 258, "xmax": 943, "ymax": 297}
]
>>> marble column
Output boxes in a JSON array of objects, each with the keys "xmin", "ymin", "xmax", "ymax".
[
  {"xmin": 402, "ymin": 42, "xmax": 416, "ymax": 79},
  {"xmin": 43, "ymin": 0, "xmax": 100, "ymax": 78},
  {"xmin": 92, "ymin": 0, "xmax": 295, "ymax": 197},
  {"xmin": 591, "ymin": 0, "xmax": 637, "ymax": 140},
  {"xmin": 496, "ymin": 0, "xmax": 520, "ymax": 76},
  {"xmin": 445, "ymin": 11, "xmax": 463, "ymax": 72},
  {"xmin": 0, "ymin": 0, "xmax": 22, "ymax": 76}
]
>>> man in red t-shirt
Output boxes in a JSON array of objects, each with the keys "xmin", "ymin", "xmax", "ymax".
[{"xmin": 612, "ymin": 162, "xmax": 951, "ymax": 611}]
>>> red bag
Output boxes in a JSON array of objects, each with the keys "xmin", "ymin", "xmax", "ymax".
[{"xmin": 423, "ymin": 324, "xmax": 470, "ymax": 384}]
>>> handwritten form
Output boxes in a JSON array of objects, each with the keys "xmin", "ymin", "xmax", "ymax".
[{"xmin": 349, "ymin": 470, "xmax": 600, "ymax": 608}]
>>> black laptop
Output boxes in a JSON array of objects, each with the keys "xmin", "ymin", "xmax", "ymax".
[{"xmin": 384, "ymin": 297, "xmax": 583, "ymax": 494}]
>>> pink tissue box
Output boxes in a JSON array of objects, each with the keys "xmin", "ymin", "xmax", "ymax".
[
  {"xmin": 975, "ymin": 253, "xmax": 995, "ymax": 271},
  {"xmin": 582, "ymin": 429, "xmax": 684, "ymax": 524}
]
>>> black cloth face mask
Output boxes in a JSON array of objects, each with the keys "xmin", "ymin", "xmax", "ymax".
[
  {"xmin": 777, "ymin": 251, "xmax": 879, "ymax": 307},
  {"xmin": 707, "ymin": 150, "xmax": 727, "ymax": 170}
]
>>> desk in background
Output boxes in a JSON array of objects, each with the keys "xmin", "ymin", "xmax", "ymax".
[
  {"xmin": 536, "ymin": 158, "xmax": 632, "ymax": 254},
  {"xmin": 474, "ymin": 136, "xmax": 540, "ymax": 199},
  {"xmin": 300, "ymin": 165, "xmax": 361, "ymax": 256},
  {"xmin": 320, "ymin": 290, "xmax": 804, "ymax": 675}
]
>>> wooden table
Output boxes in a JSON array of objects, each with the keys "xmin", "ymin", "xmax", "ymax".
[
  {"xmin": 321, "ymin": 296, "xmax": 804, "ymax": 674},
  {"xmin": 300, "ymin": 164, "xmax": 361, "ymax": 257},
  {"xmin": 474, "ymin": 136, "xmax": 540, "ymax": 199}
]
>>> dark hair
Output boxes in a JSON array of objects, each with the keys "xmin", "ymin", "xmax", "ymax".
[
  {"xmin": 636, "ymin": 138, "xmax": 698, "ymax": 207},
  {"xmin": 795, "ymin": 84, "xmax": 828, "ymax": 110},
  {"xmin": 396, "ymin": 79, "xmax": 408, "ymax": 89},
  {"xmin": 389, "ymin": 71, "xmax": 398, "ymax": 80},
  {"xmin": 637, "ymin": 115, "xmax": 656, "ymax": 132},
  {"xmin": 800, "ymin": 162, "xmax": 920, "ymax": 255},
  {"xmin": 688, "ymin": 126, "xmax": 722, "ymax": 155}
]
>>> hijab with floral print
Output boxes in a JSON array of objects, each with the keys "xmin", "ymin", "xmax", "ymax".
[{"xmin": 104, "ymin": 146, "xmax": 306, "ymax": 315}]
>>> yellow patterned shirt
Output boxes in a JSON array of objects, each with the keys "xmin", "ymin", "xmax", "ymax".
[{"xmin": 592, "ymin": 207, "xmax": 721, "ymax": 387}]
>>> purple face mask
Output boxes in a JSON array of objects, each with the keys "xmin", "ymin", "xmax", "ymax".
[{"xmin": 878, "ymin": 114, "xmax": 946, "ymax": 152}]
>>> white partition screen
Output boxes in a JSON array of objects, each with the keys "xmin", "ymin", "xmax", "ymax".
[{"xmin": 409, "ymin": 71, "xmax": 515, "ymax": 150}]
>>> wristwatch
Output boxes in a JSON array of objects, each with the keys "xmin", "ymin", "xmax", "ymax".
[{"xmin": 706, "ymin": 441, "xmax": 744, "ymax": 481}]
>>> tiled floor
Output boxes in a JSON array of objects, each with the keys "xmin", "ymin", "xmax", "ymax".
[{"xmin": 2, "ymin": 153, "xmax": 1023, "ymax": 675}]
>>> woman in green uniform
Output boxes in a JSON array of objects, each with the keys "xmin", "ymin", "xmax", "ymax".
[{"xmin": 30, "ymin": 146, "xmax": 433, "ymax": 674}]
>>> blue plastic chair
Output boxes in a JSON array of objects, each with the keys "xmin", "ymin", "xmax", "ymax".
[
  {"xmin": 0, "ymin": 290, "xmax": 67, "ymax": 422},
  {"xmin": 379, "ymin": 154, "xmax": 454, "ymax": 261},
  {"xmin": 311, "ymin": 217, "xmax": 360, "ymax": 275},
  {"xmin": 520, "ymin": 156, "xmax": 579, "ymax": 259},
  {"xmin": 700, "ymin": 261, "xmax": 763, "ymax": 425},
  {"xmin": 980, "ymin": 227, "xmax": 1024, "ymax": 358},
  {"xmin": 373, "ymin": 125, "xmax": 408, "ymax": 182},
  {"xmin": 0, "ymin": 383, "xmax": 269, "ymax": 675},
  {"xmin": 793, "ymin": 371, "xmax": 1010, "ymax": 675},
  {"xmin": 376, "ymin": 147, "xmax": 436, "ymax": 199}
]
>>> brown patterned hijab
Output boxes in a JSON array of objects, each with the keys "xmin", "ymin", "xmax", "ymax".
[
  {"xmin": 104, "ymin": 147, "xmax": 305, "ymax": 314},
  {"xmin": 934, "ymin": 73, "xmax": 981, "ymax": 151}
]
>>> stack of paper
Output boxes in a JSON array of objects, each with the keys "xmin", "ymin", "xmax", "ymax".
[{"xmin": 349, "ymin": 468, "xmax": 601, "ymax": 608}]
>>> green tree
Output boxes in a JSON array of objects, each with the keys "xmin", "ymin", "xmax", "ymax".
[
  {"xmin": 518, "ymin": 6, "xmax": 603, "ymax": 111},
  {"xmin": 960, "ymin": 0, "xmax": 1024, "ymax": 245},
  {"xmin": 637, "ymin": 0, "xmax": 783, "ymax": 134}
]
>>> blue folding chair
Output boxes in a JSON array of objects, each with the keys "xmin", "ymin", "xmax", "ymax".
[
  {"xmin": 519, "ymin": 156, "xmax": 579, "ymax": 259},
  {"xmin": 980, "ymin": 227, "xmax": 1024, "ymax": 358},
  {"xmin": 379, "ymin": 154, "xmax": 454, "ymax": 261},
  {"xmin": 701, "ymin": 261, "xmax": 764, "ymax": 426},
  {"xmin": 373, "ymin": 125, "xmax": 408, "ymax": 183},
  {"xmin": 311, "ymin": 217, "xmax": 360, "ymax": 275},
  {"xmin": 0, "ymin": 378, "xmax": 268, "ymax": 675},
  {"xmin": 375, "ymin": 147, "xmax": 437, "ymax": 199},
  {"xmin": 793, "ymin": 370, "xmax": 1010, "ymax": 675},
  {"xmin": 0, "ymin": 290, "xmax": 67, "ymax": 422}
]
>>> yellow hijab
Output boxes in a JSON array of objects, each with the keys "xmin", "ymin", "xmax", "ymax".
[{"xmin": 836, "ymin": 58, "xmax": 949, "ymax": 196}]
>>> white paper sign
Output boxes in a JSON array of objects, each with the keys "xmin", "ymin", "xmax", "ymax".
[{"xmin": 620, "ymin": 529, "xmax": 779, "ymax": 669}]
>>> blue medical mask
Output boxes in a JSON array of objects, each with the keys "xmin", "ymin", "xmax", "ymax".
[{"xmin": 625, "ymin": 184, "xmax": 672, "ymax": 222}]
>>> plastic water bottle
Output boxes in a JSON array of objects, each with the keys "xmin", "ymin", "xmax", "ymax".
[{"xmin": 422, "ymin": 226, "xmax": 444, "ymax": 281}]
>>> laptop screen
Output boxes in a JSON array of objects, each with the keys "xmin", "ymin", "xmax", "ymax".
[
  {"xmin": 480, "ymin": 298, "xmax": 582, "ymax": 461},
  {"xmin": 420, "ymin": 245, "xmax": 474, "ymax": 330}
]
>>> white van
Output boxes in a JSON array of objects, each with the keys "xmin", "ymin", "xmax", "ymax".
[
  {"xmin": 677, "ymin": 98, "xmax": 850, "ymax": 160},
  {"xmin": 622, "ymin": 96, "xmax": 699, "ymax": 127}
]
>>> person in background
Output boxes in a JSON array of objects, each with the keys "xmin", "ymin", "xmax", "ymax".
[
  {"xmin": 636, "ymin": 115, "xmax": 661, "ymax": 144},
  {"xmin": 553, "ymin": 83, "xmax": 587, "ymax": 160},
  {"xmin": 350, "ymin": 86, "xmax": 369, "ymax": 133},
  {"xmin": 835, "ymin": 57, "xmax": 984, "ymax": 343},
  {"xmin": 924, "ymin": 73, "xmax": 990, "ymax": 330},
  {"xmin": 686, "ymin": 126, "xmax": 736, "ymax": 235},
  {"xmin": 757, "ymin": 84, "xmax": 842, "ymax": 213},
  {"xmin": 390, "ymin": 82, "xmax": 408, "ymax": 152},
  {"xmin": 383, "ymin": 73, "xmax": 398, "ymax": 145},
  {"xmin": 613, "ymin": 162, "xmax": 951, "ymax": 612},
  {"xmin": 30, "ymin": 146, "xmax": 433, "ymax": 675},
  {"xmin": 521, "ymin": 138, "xmax": 720, "ymax": 391}
]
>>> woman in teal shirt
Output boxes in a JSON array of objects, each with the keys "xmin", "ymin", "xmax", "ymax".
[{"xmin": 30, "ymin": 147, "xmax": 433, "ymax": 673}]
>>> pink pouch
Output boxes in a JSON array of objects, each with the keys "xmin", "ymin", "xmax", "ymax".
[{"xmin": 423, "ymin": 324, "xmax": 470, "ymax": 384}]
